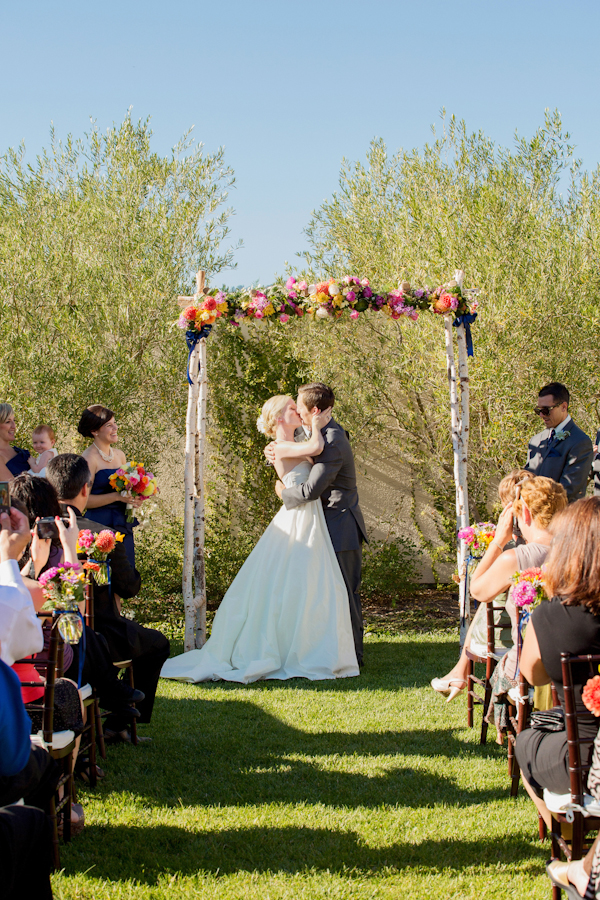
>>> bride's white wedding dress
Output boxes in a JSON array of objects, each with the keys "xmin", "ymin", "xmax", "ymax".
[{"xmin": 161, "ymin": 461, "xmax": 359, "ymax": 683}]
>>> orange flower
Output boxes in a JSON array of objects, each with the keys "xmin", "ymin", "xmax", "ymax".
[
  {"xmin": 583, "ymin": 675, "xmax": 600, "ymax": 716},
  {"xmin": 183, "ymin": 305, "xmax": 197, "ymax": 320},
  {"xmin": 95, "ymin": 530, "xmax": 116, "ymax": 553},
  {"xmin": 203, "ymin": 296, "xmax": 217, "ymax": 311},
  {"xmin": 315, "ymin": 280, "xmax": 332, "ymax": 295},
  {"xmin": 83, "ymin": 561, "xmax": 101, "ymax": 572}
]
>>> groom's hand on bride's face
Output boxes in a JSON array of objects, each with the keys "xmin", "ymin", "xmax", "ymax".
[
  {"xmin": 264, "ymin": 442, "xmax": 276, "ymax": 463},
  {"xmin": 275, "ymin": 480, "xmax": 284, "ymax": 499}
]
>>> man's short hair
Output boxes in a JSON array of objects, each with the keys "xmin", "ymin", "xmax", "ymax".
[
  {"xmin": 298, "ymin": 383, "xmax": 335, "ymax": 412},
  {"xmin": 46, "ymin": 453, "xmax": 92, "ymax": 501},
  {"xmin": 539, "ymin": 382, "xmax": 570, "ymax": 406}
]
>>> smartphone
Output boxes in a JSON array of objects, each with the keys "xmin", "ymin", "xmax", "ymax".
[
  {"xmin": 0, "ymin": 482, "xmax": 10, "ymax": 514},
  {"xmin": 36, "ymin": 517, "xmax": 70, "ymax": 540}
]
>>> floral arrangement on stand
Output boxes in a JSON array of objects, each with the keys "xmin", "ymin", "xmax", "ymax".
[
  {"xmin": 108, "ymin": 462, "xmax": 158, "ymax": 522},
  {"xmin": 457, "ymin": 522, "xmax": 496, "ymax": 560},
  {"xmin": 511, "ymin": 567, "xmax": 546, "ymax": 610},
  {"xmin": 77, "ymin": 529, "xmax": 124, "ymax": 584},
  {"xmin": 176, "ymin": 274, "xmax": 479, "ymax": 331},
  {"xmin": 38, "ymin": 564, "xmax": 86, "ymax": 644}
]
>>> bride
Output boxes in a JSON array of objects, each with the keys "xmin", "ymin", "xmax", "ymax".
[{"xmin": 161, "ymin": 394, "xmax": 359, "ymax": 683}]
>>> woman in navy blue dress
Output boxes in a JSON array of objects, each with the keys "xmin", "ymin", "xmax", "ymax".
[
  {"xmin": 0, "ymin": 404, "xmax": 31, "ymax": 481},
  {"xmin": 79, "ymin": 405, "xmax": 143, "ymax": 568}
]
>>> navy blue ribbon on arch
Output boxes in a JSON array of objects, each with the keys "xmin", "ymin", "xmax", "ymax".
[
  {"xmin": 185, "ymin": 327, "xmax": 213, "ymax": 384},
  {"xmin": 453, "ymin": 312, "xmax": 478, "ymax": 357}
]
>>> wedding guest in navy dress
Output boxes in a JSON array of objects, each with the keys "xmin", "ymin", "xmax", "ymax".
[
  {"xmin": 0, "ymin": 404, "xmax": 31, "ymax": 480},
  {"xmin": 78, "ymin": 405, "xmax": 143, "ymax": 568}
]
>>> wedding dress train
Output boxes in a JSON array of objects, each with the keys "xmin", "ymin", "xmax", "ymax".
[{"xmin": 160, "ymin": 462, "xmax": 359, "ymax": 683}]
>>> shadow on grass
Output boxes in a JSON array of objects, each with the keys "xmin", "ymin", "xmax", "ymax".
[
  {"xmin": 65, "ymin": 823, "xmax": 545, "ymax": 883},
  {"xmin": 100, "ymin": 694, "xmax": 508, "ymax": 811}
]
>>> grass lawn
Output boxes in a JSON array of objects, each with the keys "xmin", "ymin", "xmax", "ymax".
[{"xmin": 52, "ymin": 619, "xmax": 551, "ymax": 899}]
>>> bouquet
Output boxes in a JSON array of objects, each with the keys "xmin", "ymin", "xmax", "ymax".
[
  {"xmin": 457, "ymin": 522, "xmax": 496, "ymax": 559},
  {"xmin": 38, "ymin": 564, "xmax": 85, "ymax": 645},
  {"xmin": 108, "ymin": 461, "xmax": 158, "ymax": 522},
  {"xmin": 511, "ymin": 567, "xmax": 546, "ymax": 609},
  {"xmin": 77, "ymin": 528, "xmax": 124, "ymax": 584},
  {"xmin": 583, "ymin": 671, "xmax": 600, "ymax": 717}
]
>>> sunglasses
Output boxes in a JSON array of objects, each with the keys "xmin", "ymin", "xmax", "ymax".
[{"xmin": 534, "ymin": 403, "xmax": 561, "ymax": 416}]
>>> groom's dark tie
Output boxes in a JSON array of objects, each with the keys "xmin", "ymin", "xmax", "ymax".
[{"xmin": 549, "ymin": 429, "xmax": 556, "ymax": 443}]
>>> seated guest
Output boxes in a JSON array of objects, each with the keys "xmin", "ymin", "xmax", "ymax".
[
  {"xmin": 0, "ymin": 656, "xmax": 55, "ymax": 900},
  {"xmin": 431, "ymin": 476, "xmax": 567, "ymax": 707},
  {"xmin": 525, "ymin": 382, "xmax": 593, "ymax": 502},
  {"xmin": 46, "ymin": 454, "xmax": 170, "ymax": 742},
  {"xmin": 10, "ymin": 474, "xmax": 145, "ymax": 726},
  {"xmin": 0, "ymin": 404, "xmax": 31, "ymax": 480},
  {"xmin": 516, "ymin": 496, "xmax": 600, "ymax": 830}
]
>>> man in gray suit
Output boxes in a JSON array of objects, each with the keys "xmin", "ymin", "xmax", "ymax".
[
  {"xmin": 272, "ymin": 383, "xmax": 368, "ymax": 666},
  {"xmin": 525, "ymin": 382, "xmax": 593, "ymax": 502}
]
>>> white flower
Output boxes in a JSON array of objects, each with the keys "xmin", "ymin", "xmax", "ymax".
[
  {"xmin": 328, "ymin": 283, "xmax": 339, "ymax": 296},
  {"xmin": 256, "ymin": 415, "xmax": 267, "ymax": 434},
  {"xmin": 316, "ymin": 307, "xmax": 330, "ymax": 318},
  {"xmin": 555, "ymin": 430, "xmax": 570, "ymax": 441}
]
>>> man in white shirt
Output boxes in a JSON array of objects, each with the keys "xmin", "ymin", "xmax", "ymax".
[
  {"xmin": 525, "ymin": 382, "xmax": 593, "ymax": 502},
  {"xmin": 0, "ymin": 508, "xmax": 43, "ymax": 665}
]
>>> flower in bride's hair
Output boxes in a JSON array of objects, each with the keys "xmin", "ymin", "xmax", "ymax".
[
  {"xmin": 256, "ymin": 415, "xmax": 267, "ymax": 435},
  {"xmin": 583, "ymin": 675, "xmax": 600, "ymax": 717}
]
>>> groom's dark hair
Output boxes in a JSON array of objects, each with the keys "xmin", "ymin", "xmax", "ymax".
[{"xmin": 298, "ymin": 383, "xmax": 335, "ymax": 411}]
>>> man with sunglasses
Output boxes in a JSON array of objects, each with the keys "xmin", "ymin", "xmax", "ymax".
[{"xmin": 525, "ymin": 382, "xmax": 593, "ymax": 501}]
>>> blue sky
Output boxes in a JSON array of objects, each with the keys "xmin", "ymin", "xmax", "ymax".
[{"xmin": 1, "ymin": 0, "xmax": 599, "ymax": 286}]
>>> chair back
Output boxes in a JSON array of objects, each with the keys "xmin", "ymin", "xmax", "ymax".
[{"xmin": 560, "ymin": 651, "xmax": 600, "ymax": 807}]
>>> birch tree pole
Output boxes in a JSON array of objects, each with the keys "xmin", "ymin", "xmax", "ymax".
[
  {"xmin": 178, "ymin": 270, "xmax": 209, "ymax": 651},
  {"xmin": 443, "ymin": 269, "xmax": 472, "ymax": 648}
]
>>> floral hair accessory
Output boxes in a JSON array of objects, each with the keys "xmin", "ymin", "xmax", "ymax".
[{"xmin": 256, "ymin": 415, "xmax": 267, "ymax": 435}]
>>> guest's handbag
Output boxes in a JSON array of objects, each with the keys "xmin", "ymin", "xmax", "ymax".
[{"xmin": 530, "ymin": 707, "xmax": 565, "ymax": 732}]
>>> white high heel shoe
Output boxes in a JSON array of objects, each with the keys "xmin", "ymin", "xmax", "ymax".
[{"xmin": 430, "ymin": 677, "xmax": 467, "ymax": 702}]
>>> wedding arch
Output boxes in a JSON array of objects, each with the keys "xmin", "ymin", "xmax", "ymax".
[{"xmin": 177, "ymin": 269, "xmax": 479, "ymax": 651}]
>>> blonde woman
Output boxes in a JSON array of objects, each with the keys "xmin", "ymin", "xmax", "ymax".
[{"xmin": 161, "ymin": 395, "xmax": 359, "ymax": 683}]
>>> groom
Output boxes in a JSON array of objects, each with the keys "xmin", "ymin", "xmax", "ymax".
[{"xmin": 271, "ymin": 383, "xmax": 368, "ymax": 666}]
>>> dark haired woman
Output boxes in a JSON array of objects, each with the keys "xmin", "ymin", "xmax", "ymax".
[
  {"xmin": 0, "ymin": 404, "xmax": 30, "ymax": 479},
  {"xmin": 10, "ymin": 474, "xmax": 64, "ymax": 577},
  {"xmin": 78, "ymin": 405, "xmax": 142, "ymax": 568},
  {"xmin": 516, "ymin": 496, "xmax": 600, "ymax": 837}
]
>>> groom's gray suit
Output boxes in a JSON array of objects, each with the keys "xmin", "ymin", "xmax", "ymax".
[
  {"xmin": 282, "ymin": 418, "xmax": 368, "ymax": 664},
  {"xmin": 525, "ymin": 419, "xmax": 593, "ymax": 502}
]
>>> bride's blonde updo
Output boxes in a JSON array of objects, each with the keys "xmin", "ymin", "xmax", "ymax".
[{"xmin": 257, "ymin": 395, "xmax": 293, "ymax": 439}]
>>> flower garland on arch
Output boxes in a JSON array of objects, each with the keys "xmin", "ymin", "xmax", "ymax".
[{"xmin": 177, "ymin": 274, "xmax": 480, "ymax": 350}]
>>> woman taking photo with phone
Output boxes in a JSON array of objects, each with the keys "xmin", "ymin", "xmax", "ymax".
[
  {"xmin": 0, "ymin": 404, "xmax": 31, "ymax": 480},
  {"xmin": 78, "ymin": 405, "xmax": 143, "ymax": 568}
]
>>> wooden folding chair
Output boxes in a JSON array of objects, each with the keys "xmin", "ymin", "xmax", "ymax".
[
  {"xmin": 18, "ymin": 611, "xmax": 78, "ymax": 870},
  {"xmin": 543, "ymin": 652, "xmax": 600, "ymax": 899},
  {"xmin": 466, "ymin": 600, "xmax": 511, "ymax": 743}
]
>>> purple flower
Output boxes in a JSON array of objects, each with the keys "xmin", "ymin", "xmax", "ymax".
[
  {"xmin": 177, "ymin": 314, "xmax": 187, "ymax": 329},
  {"xmin": 346, "ymin": 290, "xmax": 356, "ymax": 302},
  {"xmin": 363, "ymin": 286, "xmax": 372, "ymax": 298},
  {"xmin": 288, "ymin": 291, "xmax": 298, "ymax": 300},
  {"xmin": 450, "ymin": 297, "xmax": 459, "ymax": 311},
  {"xmin": 414, "ymin": 289, "xmax": 424, "ymax": 299}
]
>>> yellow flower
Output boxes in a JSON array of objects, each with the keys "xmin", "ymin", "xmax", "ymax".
[
  {"xmin": 263, "ymin": 303, "xmax": 275, "ymax": 316},
  {"xmin": 316, "ymin": 292, "xmax": 329, "ymax": 304},
  {"xmin": 217, "ymin": 302, "xmax": 228, "ymax": 313},
  {"xmin": 115, "ymin": 533, "xmax": 125, "ymax": 542},
  {"xmin": 382, "ymin": 304, "xmax": 392, "ymax": 317},
  {"xmin": 241, "ymin": 300, "xmax": 249, "ymax": 310},
  {"xmin": 332, "ymin": 295, "xmax": 343, "ymax": 308}
]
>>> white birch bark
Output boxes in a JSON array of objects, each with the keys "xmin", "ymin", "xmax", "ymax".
[
  {"xmin": 455, "ymin": 322, "xmax": 471, "ymax": 647},
  {"xmin": 193, "ymin": 335, "xmax": 208, "ymax": 648},
  {"xmin": 183, "ymin": 341, "xmax": 200, "ymax": 651}
]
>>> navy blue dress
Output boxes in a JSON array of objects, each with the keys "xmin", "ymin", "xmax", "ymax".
[
  {"xmin": 87, "ymin": 469, "xmax": 137, "ymax": 568},
  {"xmin": 5, "ymin": 447, "xmax": 30, "ymax": 478}
]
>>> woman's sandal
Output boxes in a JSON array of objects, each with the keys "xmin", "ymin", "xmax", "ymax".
[
  {"xmin": 430, "ymin": 677, "xmax": 467, "ymax": 702},
  {"xmin": 75, "ymin": 758, "xmax": 106, "ymax": 783},
  {"xmin": 546, "ymin": 859, "xmax": 593, "ymax": 900},
  {"xmin": 57, "ymin": 803, "xmax": 85, "ymax": 837}
]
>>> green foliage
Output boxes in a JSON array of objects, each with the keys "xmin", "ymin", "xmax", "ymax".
[
  {"xmin": 0, "ymin": 113, "xmax": 237, "ymax": 465},
  {"xmin": 361, "ymin": 537, "xmax": 420, "ymax": 600},
  {"xmin": 295, "ymin": 110, "xmax": 600, "ymax": 554}
]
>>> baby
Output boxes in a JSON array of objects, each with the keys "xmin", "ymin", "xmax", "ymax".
[{"xmin": 27, "ymin": 425, "xmax": 58, "ymax": 478}]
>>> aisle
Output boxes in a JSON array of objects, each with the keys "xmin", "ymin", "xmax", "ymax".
[{"xmin": 52, "ymin": 631, "xmax": 549, "ymax": 899}]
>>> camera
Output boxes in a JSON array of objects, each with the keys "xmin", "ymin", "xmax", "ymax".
[
  {"xmin": 36, "ymin": 517, "xmax": 70, "ymax": 540},
  {"xmin": 0, "ymin": 482, "xmax": 10, "ymax": 514}
]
